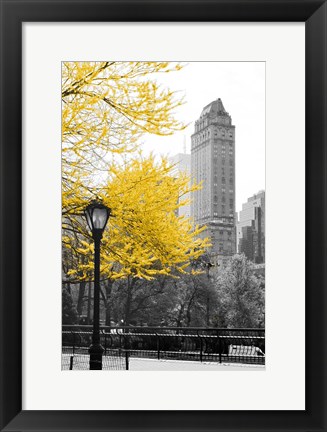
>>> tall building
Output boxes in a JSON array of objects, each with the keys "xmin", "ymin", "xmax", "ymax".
[
  {"xmin": 191, "ymin": 98, "xmax": 236, "ymax": 264},
  {"xmin": 169, "ymin": 153, "xmax": 191, "ymax": 219},
  {"xmin": 237, "ymin": 191, "xmax": 265, "ymax": 263}
]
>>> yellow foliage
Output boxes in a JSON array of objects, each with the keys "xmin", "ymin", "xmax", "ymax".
[
  {"xmin": 62, "ymin": 62, "xmax": 210, "ymax": 282},
  {"xmin": 62, "ymin": 61, "xmax": 186, "ymax": 193},
  {"xmin": 63, "ymin": 155, "xmax": 210, "ymax": 280}
]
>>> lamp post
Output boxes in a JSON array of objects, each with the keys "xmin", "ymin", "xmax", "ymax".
[{"xmin": 84, "ymin": 200, "xmax": 111, "ymax": 370}]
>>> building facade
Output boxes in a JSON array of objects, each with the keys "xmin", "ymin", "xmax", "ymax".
[
  {"xmin": 237, "ymin": 191, "xmax": 265, "ymax": 263},
  {"xmin": 191, "ymin": 98, "xmax": 236, "ymax": 265},
  {"xmin": 169, "ymin": 153, "xmax": 191, "ymax": 219}
]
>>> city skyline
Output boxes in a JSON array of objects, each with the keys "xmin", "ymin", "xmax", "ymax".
[{"xmin": 168, "ymin": 92, "xmax": 265, "ymax": 267}]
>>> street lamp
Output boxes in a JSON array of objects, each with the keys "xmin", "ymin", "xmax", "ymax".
[{"xmin": 84, "ymin": 200, "xmax": 111, "ymax": 370}]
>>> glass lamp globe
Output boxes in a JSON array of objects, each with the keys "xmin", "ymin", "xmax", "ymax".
[{"xmin": 84, "ymin": 201, "xmax": 110, "ymax": 232}]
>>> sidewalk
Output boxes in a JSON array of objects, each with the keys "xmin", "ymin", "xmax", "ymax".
[{"xmin": 129, "ymin": 358, "xmax": 265, "ymax": 371}]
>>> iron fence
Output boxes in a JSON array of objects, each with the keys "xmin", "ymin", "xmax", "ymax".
[
  {"xmin": 61, "ymin": 351, "xmax": 128, "ymax": 370},
  {"xmin": 62, "ymin": 326, "xmax": 265, "ymax": 367},
  {"xmin": 62, "ymin": 330, "xmax": 129, "ymax": 370}
]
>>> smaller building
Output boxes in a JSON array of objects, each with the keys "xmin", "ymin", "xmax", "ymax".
[
  {"xmin": 169, "ymin": 153, "xmax": 191, "ymax": 219},
  {"xmin": 237, "ymin": 191, "xmax": 265, "ymax": 263}
]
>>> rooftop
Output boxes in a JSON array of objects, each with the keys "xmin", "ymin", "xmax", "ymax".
[{"xmin": 200, "ymin": 98, "xmax": 229, "ymax": 118}]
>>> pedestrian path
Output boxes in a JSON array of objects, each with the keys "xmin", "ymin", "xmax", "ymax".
[{"xmin": 129, "ymin": 358, "xmax": 265, "ymax": 371}]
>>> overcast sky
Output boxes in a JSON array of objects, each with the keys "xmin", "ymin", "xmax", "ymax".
[{"xmin": 139, "ymin": 62, "xmax": 265, "ymax": 214}]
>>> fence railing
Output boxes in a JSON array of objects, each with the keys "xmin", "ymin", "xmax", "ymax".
[
  {"xmin": 62, "ymin": 326, "xmax": 265, "ymax": 366},
  {"xmin": 62, "ymin": 350, "xmax": 129, "ymax": 370}
]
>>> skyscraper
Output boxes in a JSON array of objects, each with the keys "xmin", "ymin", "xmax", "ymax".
[
  {"xmin": 191, "ymin": 98, "xmax": 236, "ymax": 264},
  {"xmin": 237, "ymin": 191, "xmax": 265, "ymax": 263}
]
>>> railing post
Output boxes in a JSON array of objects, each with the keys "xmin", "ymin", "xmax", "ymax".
[
  {"xmin": 156, "ymin": 333, "xmax": 160, "ymax": 360},
  {"xmin": 125, "ymin": 350, "xmax": 129, "ymax": 370},
  {"xmin": 104, "ymin": 332, "xmax": 107, "ymax": 356},
  {"xmin": 69, "ymin": 356, "xmax": 74, "ymax": 370},
  {"xmin": 218, "ymin": 330, "xmax": 222, "ymax": 363},
  {"xmin": 72, "ymin": 331, "xmax": 75, "ymax": 355},
  {"xmin": 126, "ymin": 331, "xmax": 130, "ymax": 355},
  {"xmin": 122, "ymin": 331, "xmax": 130, "ymax": 361},
  {"xmin": 198, "ymin": 331, "xmax": 203, "ymax": 362}
]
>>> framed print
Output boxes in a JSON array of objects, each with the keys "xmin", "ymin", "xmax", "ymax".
[{"xmin": 0, "ymin": 0, "xmax": 326, "ymax": 431}]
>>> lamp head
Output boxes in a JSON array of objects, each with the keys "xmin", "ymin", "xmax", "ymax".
[{"xmin": 84, "ymin": 200, "xmax": 111, "ymax": 235}]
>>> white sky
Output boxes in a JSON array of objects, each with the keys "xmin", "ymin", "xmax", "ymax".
[{"xmin": 139, "ymin": 62, "xmax": 265, "ymax": 214}]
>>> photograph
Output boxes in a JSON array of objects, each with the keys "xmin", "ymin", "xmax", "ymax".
[{"xmin": 61, "ymin": 61, "xmax": 266, "ymax": 371}]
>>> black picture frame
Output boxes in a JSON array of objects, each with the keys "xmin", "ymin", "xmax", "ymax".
[{"xmin": 0, "ymin": 1, "xmax": 326, "ymax": 431}]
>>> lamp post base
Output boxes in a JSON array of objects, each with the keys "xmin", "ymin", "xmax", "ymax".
[{"xmin": 89, "ymin": 344, "xmax": 104, "ymax": 370}]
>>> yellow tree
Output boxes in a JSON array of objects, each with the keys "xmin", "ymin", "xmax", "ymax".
[
  {"xmin": 64, "ymin": 155, "xmax": 209, "ymax": 280},
  {"xmin": 63, "ymin": 155, "xmax": 210, "ymax": 324},
  {"xmin": 62, "ymin": 60, "xmax": 190, "ymax": 279}
]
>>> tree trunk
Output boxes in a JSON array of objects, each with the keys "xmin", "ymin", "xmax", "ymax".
[
  {"xmin": 77, "ymin": 281, "xmax": 86, "ymax": 316},
  {"xmin": 176, "ymin": 303, "xmax": 184, "ymax": 328},
  {"xmin": 105, "ymin": 279, "xmax": 113, "ymax": 326},
  {"xmin": 65, "ymin": 282, "xmax": 71, "ymax": 295},
  {"xmin": 124, "ymin": 277, "xmax": 134, "ymax": 327},
  {"xmin": 186, "ymin": 290, "xmax": 196, "ymax": 327},
  {"xmin": 206, "ymin": 295, "xmax": 210, "ymax": 327},
  {"xmin": 186, "ymin": 299, "xmax": 193, "ymax": 327}
]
